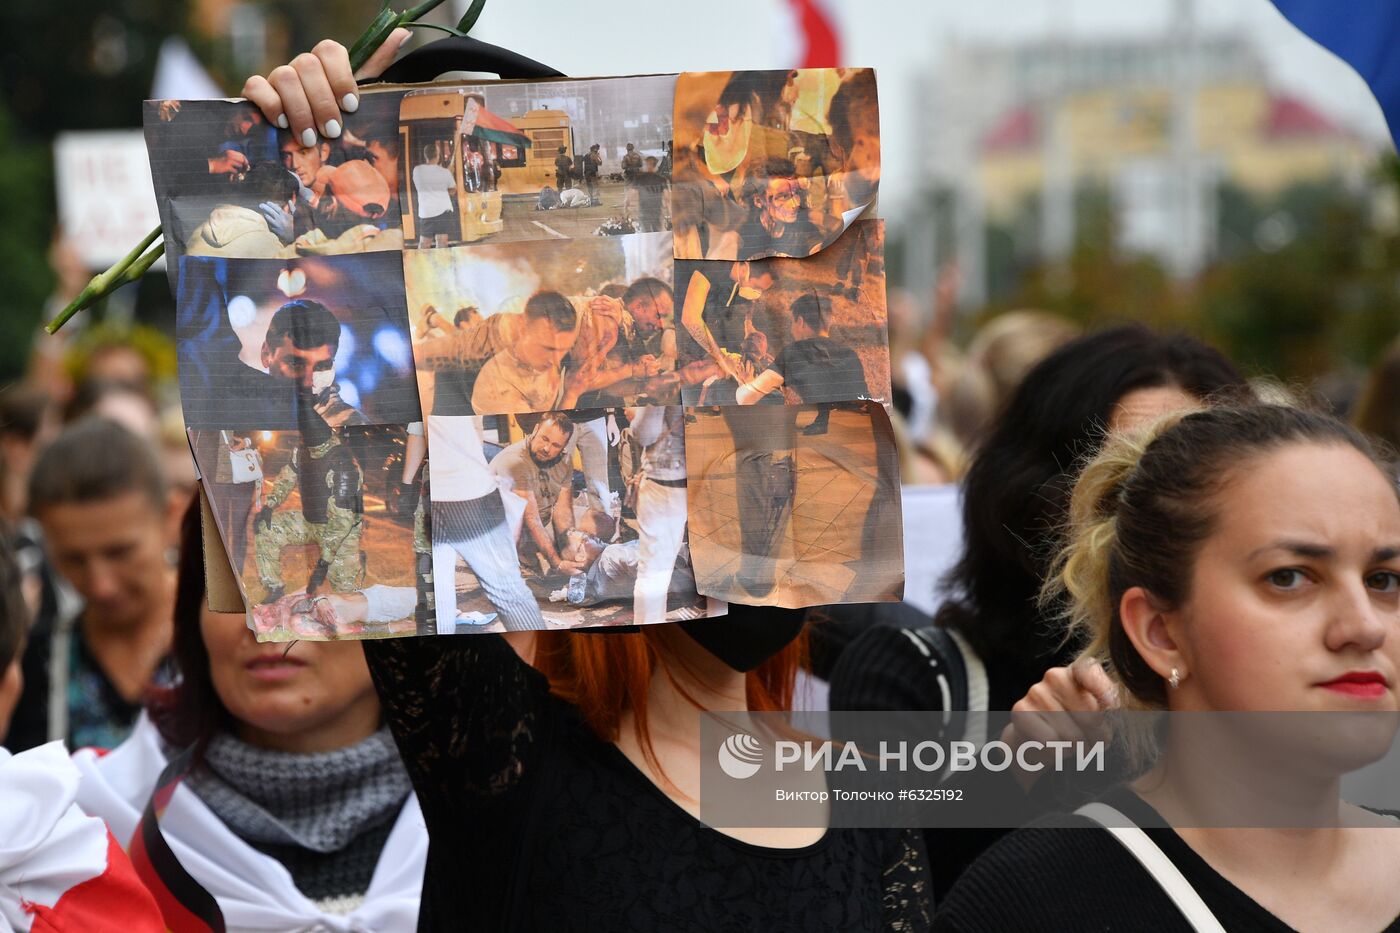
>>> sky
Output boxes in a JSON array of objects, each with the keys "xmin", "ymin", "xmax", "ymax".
[{"xmin": 458, "ymin": 0, "xmax": 1390, "ymax": 220}]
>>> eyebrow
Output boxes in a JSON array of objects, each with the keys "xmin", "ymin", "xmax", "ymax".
[{"xmin": 1247, "ymin": 540, "xmax": 1400, "ymax": 562}]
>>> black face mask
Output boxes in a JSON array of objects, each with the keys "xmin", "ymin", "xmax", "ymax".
[{"xmin": 679, "ymin": 606, "xmax": 806, "ymax": 673}]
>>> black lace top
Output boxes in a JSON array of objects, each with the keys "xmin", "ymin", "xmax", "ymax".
[{"xmin": 363, "ymin": 633, "xmax": 933, "ymax": 932}]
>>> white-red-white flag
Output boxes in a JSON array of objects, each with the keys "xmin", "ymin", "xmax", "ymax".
[{"xmin": 0, "ymin": 742, "xmax": 163, "ymax": 932}]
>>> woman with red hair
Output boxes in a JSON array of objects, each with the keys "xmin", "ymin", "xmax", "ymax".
[
  {"xmin": 242, "ymin": 36, "xmax": 933, "ymax": 930},
  {"xmin": 361, "ymin": 610, "xmax": 931, "ymax": 930}
]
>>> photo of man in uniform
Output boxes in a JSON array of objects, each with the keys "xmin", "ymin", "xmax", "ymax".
[{"xmin": 253, "ymin": 428, "xmax": 364, "ymax": 603}]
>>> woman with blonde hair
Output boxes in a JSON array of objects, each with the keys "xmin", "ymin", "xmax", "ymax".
[{"xmin": 935, "ymin": 404, "xmax": 1400, "ymax": 931}]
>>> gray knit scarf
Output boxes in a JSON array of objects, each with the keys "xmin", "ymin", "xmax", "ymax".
[{"xmin": 185, "ymin": 726, "xmax": 411, "ymax": 853}]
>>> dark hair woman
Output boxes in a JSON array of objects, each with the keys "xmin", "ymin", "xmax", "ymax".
[
  {"xmin": 828, "ymin": 324, "xmax": 1253, "ymax": 895},
  {"xmin": 74, "ymin": 499, "xmax": 426, "ymax": 928}
]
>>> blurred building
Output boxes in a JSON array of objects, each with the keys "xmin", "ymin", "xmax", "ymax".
[{"xmin": 908, "ymin": 23, "xmax": 1378, "ymax": 302}]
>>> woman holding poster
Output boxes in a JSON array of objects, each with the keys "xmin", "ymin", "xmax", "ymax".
[{"xmin": 238, "ymin": 38, "xmax": 935, "ymax": 932}]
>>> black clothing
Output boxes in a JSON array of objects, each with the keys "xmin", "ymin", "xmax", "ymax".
[
  {"xmin": 676, "ymin": 271, "xmax": 761, "ymax": 369},
  {"xmin": 416, "ymin": 208, "xmax": 457, "ymax": 241},
  {"xmin": 719, "ymin": 404, "xmax": 798, "ymax": 599},
  {"xmin": 428, "ymin": 366, "xmax": 478, "ymax": 417},
  {"xmin": 250, "ymin": 819, "xmax": 394, "ymax": 904},
  {"xmin": 770, "ymin": 336, "xmax": 871, "ymax": 405},
  {"xmin": 553, "ymin": 155, "xmax": 573, "ymax": 189},
  {"xmin": 362, "ymin": 632, "xmax": 933, "ymax": 931},
  {"xmin": 633, "ymin": 171, "xmax": 667, "ymax": 231},
  {"xmin": 11, "ymin": 617, "xmax": 169, "ymax": 752},
  {"xmin": 829, "ymin": 622, "xmax": 1032, "ymax": 900},
  {"xmin": 934, "ymin": 786, "xmax": 1400, "ymax": 932},
  {"xmin": 738, "ymin": 213, "xmax": 824, "ymax": 260}
]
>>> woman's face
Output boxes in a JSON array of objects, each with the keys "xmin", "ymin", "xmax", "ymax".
[
  {"xmin": 200, "ymin": 604, "xmax": 381, "ymax": 753},
  {"xmin": 1161, "ymin": 442, "xmax": 1400, "ymax": 713}
]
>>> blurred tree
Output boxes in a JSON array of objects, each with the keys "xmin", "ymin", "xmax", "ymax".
[
  {"xmin": 0, "ymin": 0, "xmax": 191, "ymax": 136},
  {"xmin": 969, "ymin": 167, "xmax": 1400, "ymax": 386},
  {"xmin": 0, "ymin": 101, "xmax": 55, "ymax": 381}
]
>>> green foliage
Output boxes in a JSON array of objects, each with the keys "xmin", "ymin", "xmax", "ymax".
[
  {"xmin": 0, "ymin": 103, "xmax": 54, "ymax": 381},
  {"xmin": 975, "ymin": 165, "xmax": 1400, "ymax": 382}
]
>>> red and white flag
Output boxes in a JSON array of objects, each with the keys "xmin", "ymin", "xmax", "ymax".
[{"xmin": 0, "ymin": 742, "xmax": 163, "ymax": 932}]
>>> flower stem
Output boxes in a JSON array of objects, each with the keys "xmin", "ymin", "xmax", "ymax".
[{"xmin": 45, "ymin": 225, "xmax": 162, "ymax": 334}]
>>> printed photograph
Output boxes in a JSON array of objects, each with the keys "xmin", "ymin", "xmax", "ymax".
[
  {"xmin": 144, "ymin": 89, "xmax": 406, "ymax": 268},
  {"xmin": 676, "ymin": 219, "xmax": 889, "ymax": 407},
  {"xmin": 177, "ymin": 253, "xmax": 421, "ymax": 430},
  {"xmin": 684, "ymin": 401, "xmax": 903, "ymax": 608},
  {"xmin": 672, "ymin": 68, "xmax": 879, "ymax": 260},
  {"xmin": 398, "ymin": 75, "xmax": 675, "ymax": 247},
  {"xmin": 426, "ymin": 407, "xmax": 719, "ymax": 632},
  {"xmin": 192, "ymin": 424, "xmax": 425, "ymax": 641},
  {"xmin": 404, "ymin": 231, "xmax": 679, "ymax": 417}
]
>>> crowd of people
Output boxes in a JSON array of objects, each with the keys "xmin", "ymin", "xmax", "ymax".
[{"xmin": 5, "ymin": 32, "xmax": 1400, "ymax": 933}]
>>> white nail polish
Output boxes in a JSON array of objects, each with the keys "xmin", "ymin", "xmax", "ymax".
[
  {"xmin": 341, "ymin": 93, "xmax": 359, "ymax": 113},
  {"xmin": 301, "ymin": 127, "xmax": 317, "ymax": 147},
  {"xmin": 324, "ymin": 119, "xmax": 342, "ymax": 139},
  {"xmin": 276, "ymin": 114, "xmax": 289, "ymax": 129}
]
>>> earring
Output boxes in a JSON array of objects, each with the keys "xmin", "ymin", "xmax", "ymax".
[{"xmin": 1168, "ymin": 668, "xmax": 1181, "ymax": 690}]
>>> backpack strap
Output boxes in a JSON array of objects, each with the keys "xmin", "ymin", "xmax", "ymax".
[
  {"xmin": 1075, "ymin": 802, "xmax": 1227, "ymax": 933},
  {"xmin": 900, "ymin": 624, "xmax": 968, "ymax": 714}
]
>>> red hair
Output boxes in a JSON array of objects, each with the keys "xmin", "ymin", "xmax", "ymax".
[{"xmin": 533, "ymin": 625, "xmax": 806, "ymax": 777}]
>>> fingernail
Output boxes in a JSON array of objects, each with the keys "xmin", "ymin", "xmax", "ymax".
[
  {"xmin": 301, "ymin": 127, "xmax": 317, "ymax": 147},
  {"xmin": 324, "ymin": 119, "xmax": 342, "ymax": 139},
  {"xmin": 341, "ymin": 93, "xmax": 359, "ymax": 113},
  {"xmin": 276, "ymin": 113, "xmax": 289, "ymax": 129}
]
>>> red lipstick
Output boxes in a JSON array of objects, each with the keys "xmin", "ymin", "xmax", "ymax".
[{"xmin": 1317, "ymin": 671, "xmax": 1390, "ymax": 699}]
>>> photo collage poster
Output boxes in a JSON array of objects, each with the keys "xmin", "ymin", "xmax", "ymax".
[
  {"xmin": 150, "ymin": 67, "xmax": 902, "ymax": 640},
  {"xmin": 399, "ymin": 75, "xmax": 722, "ymax": 632},
  {"xmin": 153, "ymin": 88, "xmax": 427, "ymax": 641}
]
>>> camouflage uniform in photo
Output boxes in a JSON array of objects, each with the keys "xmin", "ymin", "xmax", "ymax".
[{"xmin": 255, "ymin": 432, "xmax": 364, "ymax": 597}]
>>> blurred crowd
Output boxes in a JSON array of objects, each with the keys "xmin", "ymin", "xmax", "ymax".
[{"xmin": 7, "ymin": 226, "xmax": 1400, "ymax": 926}]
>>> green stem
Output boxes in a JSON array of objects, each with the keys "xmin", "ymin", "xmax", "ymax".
[
  {"xmin": 457, "ymin": 0, "xmax": 487, "ymax": 33},
  {"xmin": 45, "ymin": 225, "xmax": 162, "ymax": 334},
  {"xmin": 406, "ymin": 21, "xmax": 465, "ymax": 38},
  {"xmin": 403, "ymin": 0, "xmax": 451, "ymax": 20}
]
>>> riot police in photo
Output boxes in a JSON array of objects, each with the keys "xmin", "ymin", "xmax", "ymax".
[{"xmin": 253, "ymin": 427, "xmax": 365, "ymax": 604}]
